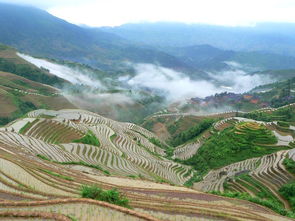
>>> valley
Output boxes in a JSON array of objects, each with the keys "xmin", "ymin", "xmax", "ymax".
[
  {"xmin": 1, "ymin": 2, "xmax": 295, "ymax": 221},
  {"xmin": 1, "ymin": 39, "xmax": 295, "ymax": 220}
]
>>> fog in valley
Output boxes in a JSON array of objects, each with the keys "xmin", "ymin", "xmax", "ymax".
[{"xmin": 18, "ymin": 53, "xmax": 274, "ymax": 120}]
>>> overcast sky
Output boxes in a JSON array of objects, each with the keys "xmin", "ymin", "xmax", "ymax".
[{"xmin": 2, "ymin": 0, "xmax": 295, "ymax": 27}]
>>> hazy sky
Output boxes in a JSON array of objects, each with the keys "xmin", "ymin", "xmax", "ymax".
[{"xmin": 2, "ymin": 0, "xmax": 295, "ymax": 27}]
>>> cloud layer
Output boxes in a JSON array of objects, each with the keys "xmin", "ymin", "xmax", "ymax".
[
  {"xmin": 19, "ymin": 53, "xmax": 273, "ymax": 109},
  {"xmin": 18, "ymin": 53, "xmax": 103, "ymax": 88},
  {"xmin": 123, "ymin": 63, "xmax": 271, "ymax": 101}
]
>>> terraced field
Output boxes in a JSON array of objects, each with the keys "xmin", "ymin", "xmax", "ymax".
[
  {"xmin": 0, "ymin": 139, "xmax": 291, "ymax": 221},
  {"xmin": 1, "ymin": 108, "xmax": 295, "ymax": 220},
  {"xmin": 1, "ymin": 109, "xmax": 193, "ymax": 185},
  {"xmin": 193, "ymin": 118, "xmax": 295, "ymax": 215}
]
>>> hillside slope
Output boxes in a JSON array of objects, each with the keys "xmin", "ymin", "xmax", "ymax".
[
  {"xmin": 166, "ymin": 44, "xmax": 295, "ymax": 71},
  {"xmin": 0, "ymin": 3, "xmax": 193, "ymax": 72},
  {"xmin": 154, "ymin": 104, "xmax": 295, "ymax": 218},
  {"xmin": 0, "ymin": 45, "xmax": 75, "ymax": 125},
  {"xmin": 0, "ymin": 109, "xmax": 292, "ymax": 221}
]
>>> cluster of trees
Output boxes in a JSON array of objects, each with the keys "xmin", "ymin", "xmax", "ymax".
[
  {"xmin": 241, "ymin": 112, "xmax": 272, "ymax": 122},
  {"xmin": 242, "ymin": 107, "xmax": 294, "ymax": 122},
  {"xmin": 169, "ymin": 119, "xmax": 214, "ymax": 147},
  {"xmin": 0, "ymin": 116, "xmax": 11, "ymax": 126},
  {"xmin": 0, "ymin": 100, "xmax": 37, "ymax": 126},
  {"xmin": 0, "ymin": 58, "xmax": 64, "ymax": 86},
  {"xmin": 271, "ymin": 79, "xmax": 295, "ymax": 107}
]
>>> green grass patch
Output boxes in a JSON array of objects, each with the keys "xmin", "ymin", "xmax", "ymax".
[
  {"xmin": 36, "ymin": 154, "xmax": 110, "ymax": 175},
  {"xmin": 40, "ymin": 169, "xmax": 74, "ymax": 181},
  {"xmin": 19, "ymin": 119, "xmax": 37, "ymax": 134},
  {"xmin": 136, "ymin": 141, "xmax": 163, "ymax": 160},
  {"xmin": 110, "ymin": 133, "xmax": 117, "ymax": 142},
  {"xmin": 73, "ymin": 130, "xmax": 100, "ymax": 147},
  {"xmin": 127, "ymin": 175, "xmax": 137, "ymax": 179},
  {"xmin": 36, "ymin": 154, "xmax": 51, "ymax": 161},
  {"xmin": 184, "ymin": 172, "xmax": 203, "ymax": 187},
  {"xmin": 149, "ymin": 137, "xmax": 165, "ymax": 149},
  {"xmin": 81, "ymin": 185, "xmax": 131, "ymax": 208},
  {"xmin": 67, "ymin": 215, "xmax": 78, "ymax": 221}
]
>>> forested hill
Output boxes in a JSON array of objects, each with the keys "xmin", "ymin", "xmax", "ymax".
[
  {"xmin": 101, "ymin": 22, "xmax": 295, "ymax": 57},
  {"xmin": 0, "ymin": 3, "xmax": 193, "ymax": 72}
]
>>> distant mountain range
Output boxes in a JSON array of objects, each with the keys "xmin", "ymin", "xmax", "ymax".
[
  {"xmin": 0, "ymin": 3, "xmax": 193, "ymax": 72},
  {"xmin": 164, "ymin": 44, "xmax": 295, "ymax": 71},
  {"xmin": 101, "ymin": 22, "xmax": 295, "ymax": 56},
  {"xmin": 1, "ymin": 3, "xmax": 295, "ymax": 75}
]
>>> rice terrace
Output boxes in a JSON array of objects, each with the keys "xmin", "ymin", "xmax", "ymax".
[
  {"xmin": 2, "ymin": 1, "xmax": 295, "ymax": 220},
  {"xmin": 0, "ymin": 105, "xmax": 294, "ymax": 220}
]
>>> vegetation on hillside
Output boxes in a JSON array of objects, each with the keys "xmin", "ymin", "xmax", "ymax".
[
  {"xmin": 210, "ymin": 191, "xmax": 295, "ymax": 218},
  {"xmin": 283, "ymin": 157, "xmax": 295, "ymax": 175},
  {"xmin": 81, "ymin": 185, "xmax": 130, "ymax": 208},
  {"xmin": 0, "ymin": 57, "xmax": 64, "ymax": 86},
  {"xmin": 241, "ymin": 106, "xmax": 295, "ymax": 122},
  {"xmin": 73, "ymin": 130, "xmax": 100, "ymax": 147},
  {"xmin": 169, "ymin": 119, "xmax": 214, "ymax": 147},
  {"xmin": 40, "ymin": 169, "xmax": 74, "ymax": 181},
  {"xmin": 225, "ymin": 173, "xmax": 284, "ymax": 207},
  {"xmin": 279, "ymin": 182, "xmax": 295, "ymax": 212},
  {"xmin": 180, "ymin": 122, "xmax": 284, "ymax": 173},
  {"xmin": 0, "ymin": 99, "xmax": 37, "ymax": 126}
]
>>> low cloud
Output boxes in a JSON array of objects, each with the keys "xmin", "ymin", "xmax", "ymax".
[
  {"xmin": 18, "ymin": 53, "xmax": 274, "ymax": 119},
  {"xmin": 18, "ymin": 53, "xmax": 104, "ymax": 88},
  {"xmin": 63, "ymin": 91, "xmax": 135, "ymax": 108},
  {"xmin": 123, "ymin": 63, "xmax": 272, "ymax": 101},
  {"xmin": 207, "ymin": 68, "xmax": 272, "ymax": 93},
  {"xmin": 123, "ymin": 64, "xmax": 222, "ymax": 100}
]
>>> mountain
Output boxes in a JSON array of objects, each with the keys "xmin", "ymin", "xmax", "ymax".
[
  {"xmin": 101, "ymin": 22, "xmax": 295, "ymax": 57},
  {"xmin": 0, "ymin": 3, "xmax": 194, "ymax": 72},
  {"xmin": 2, "ymin": 3, "xmax": 295, "ymax": 74},
  {"xmin": 165, "ymin": 44, "xmax": 295, "ymax": 70}
]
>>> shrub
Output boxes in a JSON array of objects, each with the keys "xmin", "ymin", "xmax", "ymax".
[{"xmin": 81, "ymin": 185, "xmax": 131, "ymax": 208}]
